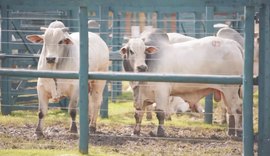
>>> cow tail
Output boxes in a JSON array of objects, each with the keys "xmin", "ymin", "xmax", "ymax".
[
  {"xmin": 237, "ymin": 42, "xmax": 244, "ymax": 100},
  {"xmin": 238, "ymin": 85, "xmax": 243, "ymax": 99}
]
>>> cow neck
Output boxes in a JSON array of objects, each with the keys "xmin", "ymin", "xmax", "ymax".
[{"xmin": 145, "ymin": 49, "xmax": 162, "ymax": 72}]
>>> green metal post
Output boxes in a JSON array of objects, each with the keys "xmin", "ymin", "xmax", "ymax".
[
  {"xmin": 194, "ymin": 12, "xmax": 202, "ymax": 38},
  {"xmin": 204, "ymin": 6, "xmax": 214, "ymax": 124},
  {"xmin": 79, "ymin": 6, "xmax": 89, "ymax": 154},
  {"xmin": 1, "ymin": 5, "xmax": 12, "ymax": 115},
  {"xmin": 243, "ymin": 6, "xmax": 255, "ymax": 156},
  {"xmin": 157, "ymin": 11, "xmax": 164, "ymax": 30},
  {"xmin": 176, "ymin": 12, "xmax": 180, "ymax": 33},
  {"xmin": 111, "ymin": 10, "xmax": 123, "ymax": 102},
  {"xmin": 114, "ymin": 11, "xmax": 122, "ymax": 97},
  {"xmin": 68, "ymin": 9, "xmax": 79, "ymax": 32},
  {"xmin": 99, "ymin": 6, "xmax": 109, "ymax": 118},
  {"xmin": 100, "ymin": 82, "xmax": 109, "ymax": 118},
  {"xmin": 258, "ymin": 4, "xmax": 270, "ymax": 156}
]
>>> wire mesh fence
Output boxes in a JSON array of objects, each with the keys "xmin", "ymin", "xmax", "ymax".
[{"xmin": 0, "ymin": 8, "xmax": 252, "ymax": 155}]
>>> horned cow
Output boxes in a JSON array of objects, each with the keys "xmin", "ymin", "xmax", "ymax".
[{"xmin": 26, "ymin": 21, "xmax": 109, "ymax": 137}]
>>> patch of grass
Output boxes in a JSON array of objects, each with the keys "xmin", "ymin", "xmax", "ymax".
[
  {"xmin": 164, "ymin": 113, "xmax": 226, "ymax": 130},
  {"xmin": 0, "ymin": 109, "xmax": 70, "ymax": 127},
  {"xmin": 0, "ymin": 146, "xmax": 127, "ymax": 156},
  {"xmin": 0, "ymin": 150, "xmax": 78, "ymax": 156},
  {"xmin": 99, "ymin": 100, "xmax": 225, "ymax": 131},
  {"xmin": 111, "ymin": 91, "xmax": 133, "ymax": 103},
  {"xmin": 99, "ymin": 101, "xmax": 135, "ymax": 125}
]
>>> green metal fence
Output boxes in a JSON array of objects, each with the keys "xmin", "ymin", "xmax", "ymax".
[{"xmin": 0, "ymin": 0, "xmax": 269, "ymax": 155}]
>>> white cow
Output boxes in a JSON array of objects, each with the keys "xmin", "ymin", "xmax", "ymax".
[
  {"xmin": 122, "ymin": 29, "xmax": 243, "ymax": 137},
  {"xmin": 26, "ymin": 21, "xmax": 109, "ymax": 137}
]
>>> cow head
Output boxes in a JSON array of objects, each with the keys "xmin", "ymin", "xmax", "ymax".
[
  {"xmin": 120, "ymin": 38, "xmax": 157, "ymax": 72},
  {"xmin": 26, "ymin": 26, "xmax": 72, "ymax": 66}
]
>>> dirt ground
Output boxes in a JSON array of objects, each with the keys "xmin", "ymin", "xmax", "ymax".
[{"xmin": 0, "ymin": 120, "xmax": 255, "ymax": 156}]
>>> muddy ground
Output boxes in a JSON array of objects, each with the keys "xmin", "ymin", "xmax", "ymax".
[{"xmin": 0, "ymin": 120, "xmax": 256, "ymax": 156}]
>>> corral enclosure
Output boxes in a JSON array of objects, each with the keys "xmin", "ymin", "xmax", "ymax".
[
  {"xmin": 0, "ymin": 5, "xmax": 245, "ymax": 111},
  {"xmin": 0, "ymin": 0, "xmax": 270, "ymax": 155}
]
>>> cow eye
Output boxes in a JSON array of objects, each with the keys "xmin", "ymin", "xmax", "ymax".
[
  {"xmin": 58, "ymin": 40, "xmax": 64, "ymax": 44},
  {"xmin": 129, "ymin": 49, "xmax": 135, "ymax": 55}
]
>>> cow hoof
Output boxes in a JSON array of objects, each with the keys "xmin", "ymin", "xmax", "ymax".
[
  {"xmin": 90, "ymin": 126, "xmax": 96, "ymax": 133},
  {"xmin": 236, "ymin": 130, "xmax": 242, "ymax": 138},
  {"xmin": 34, "ymin": 131, "xmax": 44, "ymax": 139},
  {"xmin": 70, "ymin": 128, "xmax": 77, "ymax": 134},
  {"xmin": 133, "ymin": 125, "xmax": 141, "ymax": 136},
  {"xmin": 70, "ymin": 123, "xmax": 78, "ymax": 134},
  {"xmin": 149, "ymin": 131, "xmax": 157, "ymax": 137},
  {"xmin": 157, "ymin": 126, "xmax": 166, "ymax": 137},
  {"xmin": 133, "ymin": 130, "xmax": 140, "ymax": 136},
  {"xmin": 227, "ymin": 129, "xmax": 235, "ymax": 137}
]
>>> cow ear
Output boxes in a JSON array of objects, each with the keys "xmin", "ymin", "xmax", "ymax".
[
  {"xmin": 145, "ymin": 46, "xmax": 158, "ymax": 54},
  {"xmin": 63, "ymin": 38, "xmax": 73, "ymax": 45},
  {"xmin": 26, "ymin": 35, "xmax": 44, "ymax": 43},
  {"xmin": 119, "ymin": 46, "xmax": 127, "ymax": 56},
  {"xmin": 61, "ymin": 27, "xmax": 69, "ymax": 33},
  {"xmin": 40, "ymin": 27, "xmax": 47, "ymax": 32}
]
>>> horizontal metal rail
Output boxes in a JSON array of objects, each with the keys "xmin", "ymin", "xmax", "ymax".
[
  {"xmin": 0, "ymin": 68, "xmax": 258, "ymax": 85},
  {"xmin": 0, "ymin": 52, "xmax": 122, "ymax": 61}
]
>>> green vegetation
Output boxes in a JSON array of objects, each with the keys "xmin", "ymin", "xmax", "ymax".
[
  {"xmin": 0, "ymin": 150, "xmax": 80, "ymax": 156},
  {"xmin": 0, "ymin": 109, "xmax": 70, "ymax": 127},
  {"xmin": 0, "ymin": 148, "xmax": 125, "ymax": 156}
]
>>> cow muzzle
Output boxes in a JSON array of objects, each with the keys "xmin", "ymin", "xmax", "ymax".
[
  {"xmin": 136, "ymin": 65, "xmax": 148, "ymax": 72},
  {"xmin": 46, "ymin": 57, "xmax": 56, "ymax": 64}
]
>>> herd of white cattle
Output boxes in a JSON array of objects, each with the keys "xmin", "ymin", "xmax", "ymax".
[{"xmin": 25, "ymin": 20, "xmax": 259, "ymax": 138}]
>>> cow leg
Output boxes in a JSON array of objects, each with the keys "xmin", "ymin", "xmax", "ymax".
[
  {"xmin": 234, "ymin": 108, "xmax": 242, "ymax": 137},
  {"xmin": 227, "ymin": 113, "xmax": 236, "ymax": 136},
  {"xmin": 152, "ymin": 86, "xmax": 169, "ymax": 137},
  {"xmin": 35, "ymin": 85, "xmax": 49, "ymax": 138},
  {"xmin": 227, "ymin": 106, "xmax": 242, "ymax": 137},
  {"xmin": 89, "ymin": 80, "xmax": 106, "ymax": 133},
  {"xmin": 221, "ymin": 105, "xmax": 227, "ymax": 124},
  {"xmin": 68, "ymin": 97, "xmax": 78, "ymax": 133},
  {"xmin": 156, "ymin": 109, "xmax": 166, "ymax": 137},
  {"xmin": 133, "ymin": 108, "xmax": 144, "ymax": 135},
  {"xmin": 222, "ymin": 88, "xmax": 242, "ymax": 137},
  {"xmin": 145, "ymin": 105, "xmax": 153, "ymax": 121},
  {"xmin": 227, "ymin": 111, "xmax": 242, "ymax": 137}
]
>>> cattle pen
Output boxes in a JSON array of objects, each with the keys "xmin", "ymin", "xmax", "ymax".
[{"xmin": 0, "ymin": 0, "xmax": 269, "ymax": 156}]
